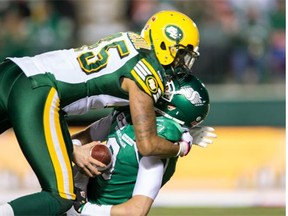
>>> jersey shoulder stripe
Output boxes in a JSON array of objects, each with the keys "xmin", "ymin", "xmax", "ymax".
[
  {"xmin": 131, "ymin": 58, "xmax": 164, "ymax": 102},
  {"xmin": 141, "ymin": 58, "xmax": 164, "ymax": 92}
]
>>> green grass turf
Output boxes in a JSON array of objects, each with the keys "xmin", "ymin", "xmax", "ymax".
[{"xmin": 149, "ymin": 207, "xmax": 285, "ymax": 216}]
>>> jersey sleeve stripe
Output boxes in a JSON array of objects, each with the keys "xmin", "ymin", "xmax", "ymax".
[
  {"xmin": 153, "ymin": 94, "xmax": 158, "ymax": 102},
  {"xmin": 141, "ymin": 59, "xmax": 164, "ymax": 93},
  {"xmin": 137, "ymin": 61, "xmax": 151, "ymax": 77},
  {"xmin": 154, "ymin": 88, "xmax": 162, "ymax": 101},
  {"xmin": 138, "ymin": 61, "xmax": 163, "ymax": 101},
  {"xmin": 134, "ymin": 64, "xmax": 146, "ymax": 80},
  {"xmin": 131, "ymin": 69, "xmax": 152, "ymax": 96},
  {"xmin": 156, "ymin": 88, "xmax": 162, "ymax": 99}
]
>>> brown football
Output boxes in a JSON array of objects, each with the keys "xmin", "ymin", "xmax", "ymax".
[{"xmin": 90, "ymin": 144, "xmax": 112, "ymax": 171}]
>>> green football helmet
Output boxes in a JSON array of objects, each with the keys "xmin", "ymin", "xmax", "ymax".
[{"xmin": 155, "ymin": 74, "xmax": 210, "ymax": 128}]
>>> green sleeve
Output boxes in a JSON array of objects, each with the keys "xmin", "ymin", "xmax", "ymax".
[{"xmin": 156, "ymin": 117, "xmax": 183, "ymax": 142}]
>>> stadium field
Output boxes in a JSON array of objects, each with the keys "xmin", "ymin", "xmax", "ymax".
[{"xmin": 149, "ymin": 207, "xmax": 285, "ymax": 216}]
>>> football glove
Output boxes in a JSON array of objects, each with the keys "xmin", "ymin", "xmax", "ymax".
[
  {"xmin": 176, "ymin": 131, "xmax": 193, "ymax": 157},
  {"xmin": 189, "ymin": 126, "xmax": 217, "ymax": 147},
  {"xmin": 73, "ymin": 187, "xmax": 87, "ymax": 213}
]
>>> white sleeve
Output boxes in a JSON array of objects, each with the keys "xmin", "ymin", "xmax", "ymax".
[
  {"xmin": 89, "ymin": 113, "xmax": 113, "ymax": 142},
  {"xmin": 132, "ymin": 156, "xmax": 164, "ymax": 200},
  {"xmin": 80, "ymin": 203, "xmax": 112, "ymax": 216}
]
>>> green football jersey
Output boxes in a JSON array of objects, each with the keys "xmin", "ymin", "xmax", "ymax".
[{"xmin": 87, "ymin": 111, "xmax": 183, "ymax": 205}]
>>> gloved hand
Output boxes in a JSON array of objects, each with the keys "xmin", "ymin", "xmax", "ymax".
[
  {"xmin": 177, "ymin": 131, "xmax": 193, "ymax": 157},
  {"xmin": 189, "ymin": 126, "xmax": 217, "ymax": 147}
]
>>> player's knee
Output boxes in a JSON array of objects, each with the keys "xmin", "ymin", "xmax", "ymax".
[
  {"xmin": 51, "ymin": 192, "xmax": 74, "ymax": 214},
  {"xmin": 45, "ymin": 185, "xmax": 76, "ymax": 213},
  {"xmin": 9, "ymin": 191, "xmax": 74, "ymax": 215}
]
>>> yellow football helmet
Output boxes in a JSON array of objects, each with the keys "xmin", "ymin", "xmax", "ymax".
[{"xmin": 141, "ymin": 10, "xmax": 200, "ymax": 76}]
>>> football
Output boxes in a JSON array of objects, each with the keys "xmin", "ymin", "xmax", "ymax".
[{"xmin": 90, "ymin": 144, "xmax": 112, "ymax": 172}]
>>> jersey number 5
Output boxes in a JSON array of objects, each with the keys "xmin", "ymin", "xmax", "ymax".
[{"xmin": 77, "ymin": 40, "xmax": 130, "ymax": 74}]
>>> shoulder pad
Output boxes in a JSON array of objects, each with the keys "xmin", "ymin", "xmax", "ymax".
[
  {"xmin": 156, "ymin": 117, "xmax": 183, "ymax": 141},
  {"xmin": 127, "ymin": 32, "xmax": 151, "ymax": 51}
]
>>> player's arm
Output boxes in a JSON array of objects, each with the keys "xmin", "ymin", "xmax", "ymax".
[
  {"xmin": 112, "ymin": 195, "xmax": 153, "ymax": 216},
  {"xmin": 71, "ymin": 127, "xmax": 93, "ymax": 145},
  {"xmin": 81, "ymin": 156, "xmax": 164, "ymax": 216},
  {"xmin": 71, "ymin": 114, "xmax": 113, "ymax": 144},
  {"xmin": 81, "ymin": 195, "xmax": 153, "ymax": 216},
  {"xmin": 121, "ymin": 78, "xmax": 180, "ymax": 157},
  {"xmin": 72, "ymin": 115, "xmax": 113, "ymax": 177}
]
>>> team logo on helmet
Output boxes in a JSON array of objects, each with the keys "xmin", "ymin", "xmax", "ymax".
[
  {"xmin": 178, "ymin": 86, "xmax": 204, "ymax": 106},
  {"xmin": 165, "ymin": 25, "xmax": 183, "ymax": 42}
]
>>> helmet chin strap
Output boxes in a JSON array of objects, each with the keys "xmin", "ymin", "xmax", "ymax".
[
  {"xmin": 163, "ymin": 65, "xmax": 175, "ymax": 81},
  {"xmin": 148, "ymin": 29, "xmax": 155, "ymax": 51}
]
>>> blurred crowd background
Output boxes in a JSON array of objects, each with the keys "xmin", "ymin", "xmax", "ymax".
[{"xmin": 0, "ymin": 0, "xmax": 285, "ymax": 84}]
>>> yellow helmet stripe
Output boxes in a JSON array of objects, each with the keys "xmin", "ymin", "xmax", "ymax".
[{"xmin": 43, "ymin": 88, "xmax": 75, "ymax": 200}]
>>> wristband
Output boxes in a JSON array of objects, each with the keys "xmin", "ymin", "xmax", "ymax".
[
  {"xmin": 72, "ymin": 139, "xmax": 82, "ymax": 146},
  {"xmin": 175, "ymin": 141, "xmax": 190, "ymax": 157},
  {"xmin": 175, "ymin": 142, "xmax": 182, "ymax": 157}
]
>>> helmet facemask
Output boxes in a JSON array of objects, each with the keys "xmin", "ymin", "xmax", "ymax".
[{"xmin": 167, "ymin": 44, "xmax": 200, "ymax": 79}]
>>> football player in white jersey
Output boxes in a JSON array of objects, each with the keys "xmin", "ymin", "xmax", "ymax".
[
  {"xmin": 68, "ymin": 74, "xmax": 216, "ymax": 216},
  {"xmin": 0, "ymin": 11, "xmax": 200, "ymax": 215}
]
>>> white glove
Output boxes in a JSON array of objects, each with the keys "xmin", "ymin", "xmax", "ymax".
[
  {"xmin": 176, "ymin": 131, "xmax": 193, "ymax": 157},
  {"xmin": 189, "ymin": 126, "xmax": 217, "ymax": 147}
]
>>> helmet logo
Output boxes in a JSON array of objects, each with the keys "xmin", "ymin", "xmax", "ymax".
[
  {"xmin": 165, "ymin": 25, "xmax": 183, "ymax": 42},
  {"xmin": 178, "ymin": 87, "xmax": 203, "ymax": 105},
  {"xmin": 146, "ymin": 76, "xmax": 158, "ymax": 93},
  {"xmin": 167, "ymin": 105, "xmax": 176, "ymax": 111}
]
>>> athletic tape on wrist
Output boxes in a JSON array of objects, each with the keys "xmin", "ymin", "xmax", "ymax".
[
  {"xmin": 177, "ymin": 141, "xmax": 190, "ymax": 157},
  {"xmin": 175, "ymin": 142, "xmax": 181, "ymax": 157}
]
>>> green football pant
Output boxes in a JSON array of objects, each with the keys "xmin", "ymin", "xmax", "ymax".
[{"xmin": 0, "ymin": 60, "xmax": 75, "ymax": 215}]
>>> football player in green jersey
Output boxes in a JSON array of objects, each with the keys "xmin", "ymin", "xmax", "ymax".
[
  {"xmin": 0, "ymin": 10, "xmax": 201, "ymax": 215},
  {"xmin": 68, "ymin": 74, "xmax": 216, "ymax": 216}
]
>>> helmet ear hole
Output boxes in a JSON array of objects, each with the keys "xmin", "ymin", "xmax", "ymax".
[{"xmin": 160, "ymin": 42, "xmax": 166, "ymax": 50}]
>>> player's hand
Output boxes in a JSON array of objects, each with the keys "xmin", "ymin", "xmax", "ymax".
[
  {"xmin": 72, "ymin": 141, "xmax": 106, "ymax": 177},
  {"xmin": 189, "ymin": 126, "xmax": 217, "ymax": 147},
  {"xmin": 177, "ymin": 131, "xmax": 193, "ymax": 157}
]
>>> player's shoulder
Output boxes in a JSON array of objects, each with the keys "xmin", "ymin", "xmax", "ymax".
[
  {"xmin": 156, "ymin": 117, "xmax": 183, "ymax": 141},
  {"xmin": 156, "ymin": 117, "xmax": 182, "ymax": 130},
  {"xmin": 125, "ymin": 31, "xmax": 152, "ymax": 53}
]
